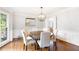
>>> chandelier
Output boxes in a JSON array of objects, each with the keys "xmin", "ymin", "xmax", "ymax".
[{"xmin": 38, "ymin": 7, "xmax": 46, "ymax": 21}]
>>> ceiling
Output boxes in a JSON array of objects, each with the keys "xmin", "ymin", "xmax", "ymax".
[{"xmin": 9, "ymin": 7, "xmax": 68, "ymax": 17}]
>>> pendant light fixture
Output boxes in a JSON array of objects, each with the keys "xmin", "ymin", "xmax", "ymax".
[{"xmin": 38, "ymin": 7, "xmax": 46, "ymax": 21}]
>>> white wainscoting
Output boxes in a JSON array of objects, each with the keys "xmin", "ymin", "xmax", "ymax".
[{"xmin": 57, "ymin": 30, "xmax": 79, "ymax": 46}]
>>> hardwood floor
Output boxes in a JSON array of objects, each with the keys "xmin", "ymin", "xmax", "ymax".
[
  {"xmin": 0, "ymin": 38, "xmax": 79, "ymax": 51},
  {"xmin": 56, "ymin": 39, "xmax": 79, "ymax": 51},
  {"xmin": 0, "ymin": 39, "xmax": 23, "ymax": 51},
  {"xmin": 0, "ymin": 38, "xmax": 49, "ymax": 51}
]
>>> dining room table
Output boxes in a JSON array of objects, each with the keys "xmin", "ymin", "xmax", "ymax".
[{"xmin": 24, "ymin": 30, "xmax": 57, "ymax": 50}]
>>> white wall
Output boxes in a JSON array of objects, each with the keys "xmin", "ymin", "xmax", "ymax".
[
  {"xmin": 13, "ymin": 13, "xmax": 26, "ymax": 38},
  {"xmin": 56, "ymin": 8, "xmax": 79, "ymax": 32},
  {"xmin": 54, "ymin": 8, "xmax": 79, "ymax": 46}
]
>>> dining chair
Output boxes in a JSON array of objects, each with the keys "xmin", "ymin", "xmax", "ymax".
[
  {"xmin": 37, "ymin": 32, "xmax": 53, "ymax": 51},
  {"xmin": 21, "ymin": 30, "xmax": 36, "ymax": 51}
]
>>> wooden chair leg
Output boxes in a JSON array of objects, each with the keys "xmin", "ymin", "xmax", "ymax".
[
  {"xmin": 48, "ymin": 47, "xmax": 50, "ymax": 51},
  {"xmin": 53, "ymin": 42, "xmax": 57, "ymax": 51},
  {"xmin": 23, "ymin": 44, "xmax": 25, "ymax": 50},
  {"xmin": 25, "ymin": 46, "xmax": 27, "ymax": 51},
  {"xmin": 34, "ymin": 43, "xmax": 36, "ymax": 50},
  {"xmin": 37, "ymin": 43, "xmax": 40, "ymax": 50}
]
